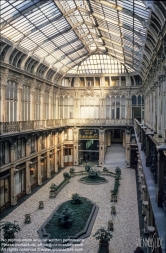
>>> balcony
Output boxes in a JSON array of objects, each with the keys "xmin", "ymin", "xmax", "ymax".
[{"xmin": 0, "ymin": 119, "xmax": 133, "ymax": 135}]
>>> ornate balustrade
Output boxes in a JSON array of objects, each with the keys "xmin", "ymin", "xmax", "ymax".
[
  {"xmin": 0, "ymin": 118, "xmax": 133, "ymax": 135},
  {"xmin": 65, "ymin": 118, "xmax": 133, "ymax": 126}
]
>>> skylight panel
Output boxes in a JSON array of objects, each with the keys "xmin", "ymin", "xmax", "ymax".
[{"xmin": 20, "ymin": 38, "xmax": 37, "ymax": 50}]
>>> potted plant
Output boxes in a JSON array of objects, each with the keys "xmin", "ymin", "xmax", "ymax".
[
  {"xmin": 1, "ymin": 221, "xmax": 20, "ymax": 240},
  {"xmin": 63, "ymin": 172, "xmax": 71, "ymax": 180},
  {"xmin": 93, "ymin": 227, "xmax": 112, "ymax": 253},
  {"xmin": 69, "ymin": 167, "xmax": 75, "ymax": 176},
  {"xmin": 49, "ymin": 183, "xmax": 57, "ymax": 198}
]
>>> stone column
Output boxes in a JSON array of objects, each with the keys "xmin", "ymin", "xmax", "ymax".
[
  {"xmin": 126, "ymin": 98, "xmax": 132, "ymax": 122},
  {"xmin": 30, "ymin": 85, "xmax": 35, "ymax": 121},
  {"xmin": 10, "ymin": 166, "xmax": 17, "ymax": 206},
  {"xmin": 122, "ymin": 131, "xmax": 126, "ymax": 147},
  {"xmin": 109, "ymin": 76, "xmax": 112, "ymax": 86},
  {"xmin": 100, "ymin": 75, "xmax": 105, "ymax": 86},
  {"xmin": 0, "ymin": 69, "xmax": 8, "ymax": 122},
  {"xmin": 10, "ymin": 143, "xmax": 16, "ymax": 163},
  {"xmin": 37, "ymin": 136, "xmax": 42, "ymax": 185},
  {"xmin": 106, "ymin": 131, "xmax": 111, "ymax": 147},
  {"xmin": 99, "ymin": 98, "xmax": 105, "ymax": 119},
  {"xmin": 60, "ymin": 144, "xmax": 64, "ymax": 168},
  {"xmin": 73, "ymin": 128, "xmax": 79, "ymax": 165},
  {"xmin": 17, "ymin": 76, "xmax": 24, "ymax": 121},
  {"xmin": 47, "ymin": 150, "xmax": 51, "ymax": 178},
  {"xmin": 99, "ymin": 129, "xmax": 105, "ymax": 166},
  {"xmin": 74, "ymin": 98, "xmax": 79, "ymax": 119},
  {"xmin": 25, "ymin": 138, "xmax": 31, "ymax": 194},
  {"xmin": 49, "ymin": 93, "xmax": 53, "ymax": 120},
  {"xmin": 40, "ymin": 90, "xmax": 45, "ymax": 120},
  {"xmin": 54, "ymin": 132, "xmax": 58, "ymax": 172},
  {"xmin": 25, "ymin": 160, "xmax": 31, "ymax": 194}
]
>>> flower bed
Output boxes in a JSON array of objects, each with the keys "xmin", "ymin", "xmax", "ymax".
[{"xmin": 44, "ymin": 197, "xmax": 94, "ymax": 239}]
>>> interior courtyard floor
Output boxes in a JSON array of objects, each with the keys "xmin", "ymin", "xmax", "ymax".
[{"xmin": 1, "ymin": 144, "xmax": 140, "ymax": 253}]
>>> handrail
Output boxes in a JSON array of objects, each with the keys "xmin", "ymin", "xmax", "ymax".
[{"xmin": 0, "ymin": 118, "xmax": 133, "ymax": 135}]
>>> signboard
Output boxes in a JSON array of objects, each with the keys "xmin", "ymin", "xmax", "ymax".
[{"xmin": 79, "ymin": 129, "xmax": 99, "ymax": 139}]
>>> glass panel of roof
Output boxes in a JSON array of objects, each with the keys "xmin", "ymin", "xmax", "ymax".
[{"xmin": 1, "ymin": 0, "xmax": 151, "ymax": 75}]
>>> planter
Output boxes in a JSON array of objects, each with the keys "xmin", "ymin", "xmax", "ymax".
[
  {"xmin": 38, "ymin": 201, "xmax": 44, "ymax": 209},
  {"xmin": 24, "ymin": 214, "xmax": 31, "ymax": 224}
]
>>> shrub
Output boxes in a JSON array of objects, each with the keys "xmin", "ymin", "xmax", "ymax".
[
  {"xmin": 71, "ymin": 193, "xmax": 82, "ymax": 204},
  {"xmin": 93, "ymin": 227, "xmax": 112, "ymax": 242},
  {"xmin": 57, "ymin": 208, "xmax": 73, "ymax": 228},
  {"xmin": 50, "ymin": 183, "xmax": 57, "ymax": 191},
  {"xmin": 1, "ymin": 221, "xmax": 20, "ymax": 240},
  {"xmin": 115, "ymin": 167, "xmax": 121, "ymax": 176},
  {"xmin": 69, "ymin": 168, "xmax": 75, "ymax": 174},
  {"xmin": 85, "ymin": 164, "xmax": 91, "ymax": 172},
  {"xmin": 63, "ymin": 172, "xmax": 71, "ymax": 180},
  {"xmin": 88, "ymin": 168, "xmax": 100, "ymax": 178},
  {"xmin": 103, "ymin": 167, "xmax": 108, "ymax": 172}
]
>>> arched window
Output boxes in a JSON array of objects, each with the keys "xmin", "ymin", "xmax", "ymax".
[
  {"xmin": 132, "ymin": 95, "xmax": 137, "ymax": 105},
  {"xmin": 52, "ymin": 91, "xmax": 56, "ymax": 119},
  {"xmin": 142, "ymin": 96, "xmax": 144, "ymax": 105},
  {"xmin": 121, "ymin": 96, "xmax": 126, "ymax": 119},
  {"xmin": 106, "ymin": 96, "xmax": 110, "ymax": 119},
  {"xmin": 22, "ymin": 85, "xmax": 30, "ymax": 120},
  {"xmin": 6, "ymin": 81, "xmax": 17, "ymax": 121},
  {"xmin": 116, "ymin": 96, "xmax": 120, "ymax": 119},
  {"xmin": 138, "ymin": 95, "xmax": 142, "ymax": 105},
  {"xmin": 59, "ymin": 96, "xmax": 63, "ymax": 119},
  {"xmin": 44, "ymin": 91, "xmax": 49, "ymax": 119},
  {"xmin": 35, "ymin": 88, "xmax": 41, "ymax": 120}
]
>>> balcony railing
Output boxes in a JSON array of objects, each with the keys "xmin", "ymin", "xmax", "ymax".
[{"xmin": 0, "ymin": 118, "xmax": 133, "ymax": 135}]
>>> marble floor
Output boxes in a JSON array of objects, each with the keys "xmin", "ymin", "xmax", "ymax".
[{"xmin": 1, "ymin": 144, "xmax": 140, "ymax": 253}]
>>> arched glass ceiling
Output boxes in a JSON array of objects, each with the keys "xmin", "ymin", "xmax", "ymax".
[
  {"xmin": 0, "ymin": 0, "xmax": 151, "ymax": 75},
  {"xmin": 68, "ymin": 54, "xmax": 131, "ymax": 74}
]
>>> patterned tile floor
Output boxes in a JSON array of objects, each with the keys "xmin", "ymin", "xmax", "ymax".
[{"xmin": 1, "ymin": 145, "xmax": 140, "ymax": 253}]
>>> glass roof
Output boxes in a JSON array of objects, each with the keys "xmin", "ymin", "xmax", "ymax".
[
  {"xmin": 0, "ymin": 0, "xmax": 151, "ymax": 75},
  {"xmin": 68, "ymin": 54, "xmax": 129, "ymax": 74}
]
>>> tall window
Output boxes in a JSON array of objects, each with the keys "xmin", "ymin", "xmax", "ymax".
[
  {"xmin": 35, "ymin": 88, "xmax": 40, "ymax": 120},
  {"xmin": 14, "ymin": 165, "xmax": 25, "ymax": 195},
  {"xmin": 52, "ymin": 92, "xmax": 56, "ymax": 119},
  {"xmin": 6, "ymin": 81, "xmax": 17, "ymax": 121},
  {"xmin": 106, "ymin": 96, "xmax": 126, "ymax": 119},
  {"xmin": 80, "ymin": 96, "xmax": 99, "ymax": 119},
  {"xmin": 30, "ymin": 135, "xmax": 37, "ymax": 153},
  {"xmin": 22, "ymin": 86, "xmax": 30, "ymax": 120},
  {"xmin": 0, "ymin": 141, "xmax": 10, "ymax": 166},
  {"xmin": 15, "ymin": 138, "xmax": 26, "ymax": 160},
  {"xmin": 44, "ymin": 91, "xmax": 49, "ymax": 119}
]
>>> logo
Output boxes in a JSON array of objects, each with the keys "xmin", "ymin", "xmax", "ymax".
[{"xmin": 136, "ymin": 234, "xmax": 164, "ymax": 250}]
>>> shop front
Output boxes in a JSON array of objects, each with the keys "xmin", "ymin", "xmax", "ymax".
[
  {"xmin": 50, "ymin": 150, "xmax": 55, "ymax": 175},
  {"xmin": 64, "ymin": 144, "xmax": 73, "ymax": 166},
  {"xmin": 29, "ymin": 158, "xmax": 38, "ymax": 190},
  {"xmin": 14, "ymin": 163, "xmax": 26, "ymax": 200},
  {"xmin": 78, "ymin": 129, "xmax": 99, "ymax": 165},
  {"xmin": 0, "ymin": 170, "xmax": 10, "ymax": 212},
  {"xmin": 41, "ymin": 153, "xmax": 47, "ymax": 182}
]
